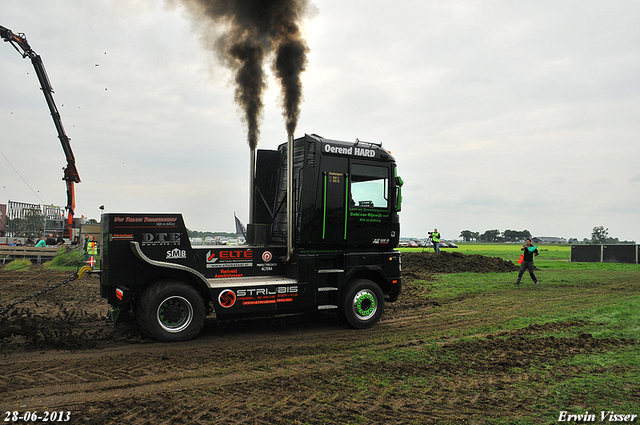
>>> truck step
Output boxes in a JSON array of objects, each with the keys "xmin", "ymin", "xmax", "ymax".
[
  {"xmin": 317, "ymin": 269, "xmax": 344, "ymax": 274},
  {"xmin": 317, "ymin": 305, "xmax": 338, "ymax": 310},
  {"xmin": 317, "ymin": 286, "xmax": 338, "ymax": 292}
]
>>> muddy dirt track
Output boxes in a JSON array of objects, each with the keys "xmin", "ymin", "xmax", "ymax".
[{"xmin": 0, "ymin": 252, "xmax": 636, "ymax": 424}]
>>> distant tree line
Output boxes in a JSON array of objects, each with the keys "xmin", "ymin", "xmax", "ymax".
[
  {"xmin": 458, "ymin": 226, "xmax": 635, "ymax": 244},
  {"xmin": 459, "ymin": 229, "xmax": 531, "ymax": 243},
  {"xmin": 589, "ymin": 226, "xmax": 635, "ymax": 244}
]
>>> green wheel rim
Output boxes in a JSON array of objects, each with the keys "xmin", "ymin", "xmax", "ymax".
[
  {"xmin": 157, "ymin": 296, "xmax": 194, "ymax": 333},
  {"xmin": 352, "ymin": 289, "xmax": 377, "ymax": 321}
]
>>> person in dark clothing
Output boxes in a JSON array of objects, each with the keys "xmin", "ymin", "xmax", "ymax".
[
  {"xmin": 83, "ymin": 235, "xmax": 90, "ymax": 262},
  {"xmin": 45, "ymin": 233, "xmax": 56, "ymax": 246},
  {"xmin": 515, "ymin": 238, "xmax": 539, "ymax": 284}
]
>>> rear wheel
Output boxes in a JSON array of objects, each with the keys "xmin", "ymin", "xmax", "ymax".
[
  {"xmin": 137, "ymin": 280, "xmax": 206, "ymax": 342},
  {"xmin": 341, "ymin": 279, "xmax": 385, "ymax": 329}
]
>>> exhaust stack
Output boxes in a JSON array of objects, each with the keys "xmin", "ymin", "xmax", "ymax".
[
  {"xmin": 249, "ymin": 148, "xmax": 255, "ymax": 225},
  {"xmin": 286, "ymin": 134, "xmax": 294, "ymax": 261}
]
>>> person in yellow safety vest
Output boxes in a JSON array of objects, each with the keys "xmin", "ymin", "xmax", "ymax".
[
  {"xmin": 431, "ymin": 228, "xmax": 441, "ymax": 252},
  {"xmin": 86, "ymin": 235, "xmax": 98, "ymax": 268}
]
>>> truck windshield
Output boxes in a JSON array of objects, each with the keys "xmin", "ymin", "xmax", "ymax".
[{"xmin": 350, "ymin": 164, "xmax": 389, "ymax": 208}]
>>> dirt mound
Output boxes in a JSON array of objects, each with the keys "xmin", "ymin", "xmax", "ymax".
[
  {"xmin": 373, "ymin": 327, "xmax": 636, "ymax": 377},
  {"xmin": 402, "ymin": 251, "xmax": 518, "ymax": 278},
  {"xmin": 0, "ymin": 306, "xmax": 141, "ymax": 351},
  {"xmin": 0, "ymin": 269, "xmax": 146, "ymax": 351}
]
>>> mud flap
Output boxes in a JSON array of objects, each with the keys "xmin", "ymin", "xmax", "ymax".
[
  {"xmin": 109, "ymin": 306, "xmax": 122, "ymax": 327},
  {"xmin": 109, "ymin": 305, "xmax": 133, "ymax": 328},
  {"xmin": 108, "ymin": 285, "xmax": 132, "ymax": 328}
]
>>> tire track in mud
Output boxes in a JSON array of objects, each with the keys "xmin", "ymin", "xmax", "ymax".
[
  {"xmin": 0, "ymin": 289, "xmax": 571, "ymax": 413},
  {"xmin": 0, "ymin": 310, "xmax": 598, "ymax": 416},
  {"xmin": 0, "ymin": 320, "xmax": 401, "ymax": 412},
  {"xmin": 2, "ymin": 363, "xmax": 309, "ymax": 411},
  {"xmin": 1, "ymin": 309, "xmax": 457, "ymax": 421},
  {"xmin": 0, "ymin": 287, "xmax": 605, "ymax": 412}
]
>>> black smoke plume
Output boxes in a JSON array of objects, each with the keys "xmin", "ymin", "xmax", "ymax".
[{"xmin": 175, "ymin": 0, "xmax": 310, "ymax": 150}]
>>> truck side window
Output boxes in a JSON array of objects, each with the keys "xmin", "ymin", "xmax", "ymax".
[{"xmin": 350, "ymin": 164, "xmax": 389, "ymax": 208}]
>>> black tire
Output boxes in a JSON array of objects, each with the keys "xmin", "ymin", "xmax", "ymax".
[
  {"xmin": 341, "ymin": 278, "xmax": 385, "ymax": 329},
  {"xmin": 137, "ymin": 280, "xmax": 206, "ymax": 342}
]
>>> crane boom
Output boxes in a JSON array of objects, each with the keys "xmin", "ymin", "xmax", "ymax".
[{"xmin": 1, "ymin": 25, "xmax": 80, "ymax": 239}]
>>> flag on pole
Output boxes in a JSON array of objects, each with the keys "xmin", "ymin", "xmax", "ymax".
[{"xmin": 234, "ymin": 213, "xmax": 246, "ymax": 238}]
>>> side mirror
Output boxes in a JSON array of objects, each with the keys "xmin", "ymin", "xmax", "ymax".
[{"xmin": 395, "ymin": 176, "xmax": 403, "ymax": 212}]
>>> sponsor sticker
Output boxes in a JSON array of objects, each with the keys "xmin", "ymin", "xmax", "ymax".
[
  {"xmin": 216, "ymin": 286, "xmax": 299, "ymax": 307},
  {"xmin": 218, "ymin": 289, "xmax": 236, "ymax": 308},
  {"xmin": 110, "ymin": 233, "xmax": 134, "ymax": 241},
  {"xmin": 113, "ymin": 216, "xmax": 178, "ymax": 226},
  {"xmin": 323, "ymin": 143, "xmax": 376, "ymax": 157},
  {"xmin": 206, "ymin": 249, "xmax": 253, "ymax": 269},
  {"xmin": 166, "ymin": 248, "xmax": 187, "ymax": 259},
  {"xmin": 261, "ymin": 251, "xmax": 272, "ymax": 262},
  {"xmin": 141, "ymin": 232, "xmax": 181, "ymax": 246}
]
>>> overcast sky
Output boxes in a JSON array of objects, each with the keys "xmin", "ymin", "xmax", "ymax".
[{"xmin": 2, "ymin": 1, "xmax": 639, "ymax": 242}]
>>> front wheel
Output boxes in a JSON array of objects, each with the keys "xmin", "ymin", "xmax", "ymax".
[
  {"xmin": 341, "ymin": 279, "xmax": 385, "ymax": 329},
  {"xmin": 137, "ymin": 280, "xmax": 206, "ymax": 342}
]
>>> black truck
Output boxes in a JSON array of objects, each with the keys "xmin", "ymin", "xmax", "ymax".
[{"xmin": 100, "ymin": 134, "xmax": 403, "ymax": 341}]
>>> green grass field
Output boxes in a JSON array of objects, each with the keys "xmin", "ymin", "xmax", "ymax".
[
  {"xmin": 401, "ymin": 242, "xmax": 571, "ymax": 262},
  {"xmin": 401, "ymin": 242, "xmax": 639, "ymax": 271},
  {"xmin": 392, "ymin": 244, "xmax": 640, "ymax": 422}
]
